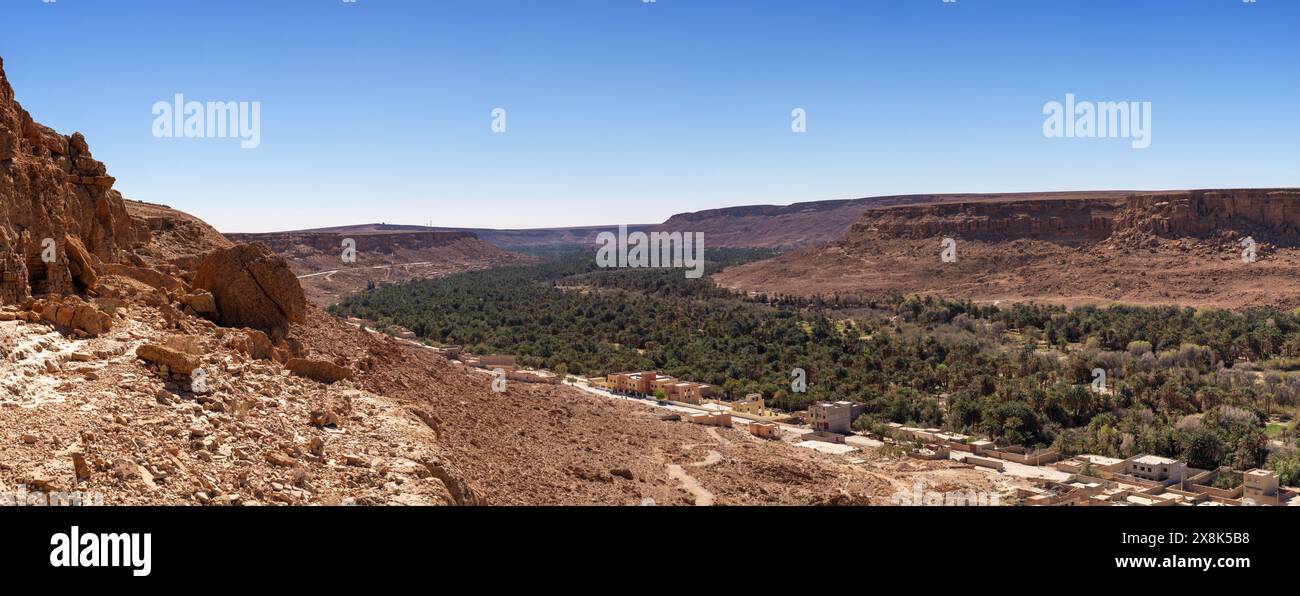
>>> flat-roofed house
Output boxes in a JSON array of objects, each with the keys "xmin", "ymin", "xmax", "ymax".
[
  {"xmin": 635, "ymin": 371, "xmax": 658, "ymax": 396},
  {"xmin": 749, "ymin": 421, "xmax": 779, "ymax": 439},
  {"xmin": 651, "ymin": 375, "xmax": 678, "ymax": 397},
  {"xmin": 1124, "ymin": 455, "xmax": 1184, "ymax": 483},
  {"xmin": 690, "ymin": 412, "xmax": 731, "ymax": 427},
  {"xmin": 678, "ymin": 382, "xmax": 713, "ymax": 405},
  {"xmin": 808, "ymin": 401, "xmax": 866, "ymax": 434},
  {"xmin": 610, "ymin": 372, "xmax": 635, "ymax": 394},
  {"xmin": 1243, "ymin": 469, "xmax": 1282, "ymax": 505},
  {"xmin": 732, "ymin": 393, "xmax": 765, "ymax": 415}
]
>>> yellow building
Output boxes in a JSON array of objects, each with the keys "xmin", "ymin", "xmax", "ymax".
[{"xmin": 732, "ymin": 393, "xmax": 765, "ymax": 415}]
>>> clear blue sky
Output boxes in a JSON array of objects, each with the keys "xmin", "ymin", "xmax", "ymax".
[{"xmin": 2, "ymin": 0, "xmax": 1296, "ymax": 232}]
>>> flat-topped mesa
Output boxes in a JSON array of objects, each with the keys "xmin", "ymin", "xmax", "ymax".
[
  {"xmin": 0, "ymin": 56, "xmax": 142, "ymax": 303},
  {"xmin": 225, "ymin": 230, "xmax": 482, "ymax": 256},
  {"xmin": 847, "ymin": 196, "xmax": 1124, "ymax": 244},
  {"xmin": 1116, "ymin": 189, "xmax": 1300, "ymax": 239},
  {"xmin": 844, "ymin": 189, "xmax": 1300, "ymax": 246}
]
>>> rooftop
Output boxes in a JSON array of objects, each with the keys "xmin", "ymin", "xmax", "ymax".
[{"xmin": 1133, "ymin": 455, "xmax": 1179, "ymax": 466}]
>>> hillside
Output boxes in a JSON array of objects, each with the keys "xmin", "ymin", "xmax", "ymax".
[
  {"xmin": 226, "ymin": 229, "xmax": 531, "ymax": 306},
  {"xmin": 714, "ymin": 189, "xmax": 1300, "ymax": 309}
]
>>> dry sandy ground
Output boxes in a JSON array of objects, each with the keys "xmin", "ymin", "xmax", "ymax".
[
  {"xmin": 288, "ymin": 312, "xmax": 1004, "ymax": 506},
  {"xmin": 284, "ymin": 238, "xmax": 530, "ymax": 306},
  {"xmin": 717, "ymin": 236, "xmax": 1300, "ymax": 310}
]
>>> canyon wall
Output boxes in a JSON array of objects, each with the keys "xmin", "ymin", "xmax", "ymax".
[
  {"xmin": 1117, "ymin": 189, "xmax": 1300, "ymax": 239},
  {"xmin": 655, "ymin": 191, "xmax": 1135, "ymax": 248},
  {"xmin": 0, "ymin": 57, "xmax": 142, "ymax": 303},
  {"xmin": 842, "ymin": 189, "xmax": 1300, "ymax": 246}
]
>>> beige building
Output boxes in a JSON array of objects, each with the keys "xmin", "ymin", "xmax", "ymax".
[
  {"xmin": 676, "ymin": 382, "xmax": 715, "ymax": 405},
  {"xmin": 808, "ymin": 401, "xmax": 866, "ymax": 434},
  {"xmin": 1124, "ymin": 455, "xmax": 1184, "ymax": 483},
  {"xmin": 1243, "ymin": 468, "xmax": 1281, "ymax": 505},
  {"xmin": 651, "ymin": 376, "xmax": 680, "ymax": 397},
  {"xmin": 732, "ymin": 393, "xmax": 765, "ymax": 415},
  {"xmin": 748, "ymin": 421, "xmax": 779, "ymax": 439},
  {"xmin": 691, "ymin": 412, "xmax": 731, "ymax": 427},
  {"xmin": 610, "ymin": 371, "xmax": 658, "ymax": 396}
]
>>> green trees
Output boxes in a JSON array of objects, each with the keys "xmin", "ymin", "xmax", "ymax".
[
  {"xmin": 1269, "ymin": 452, "xmax": 1300, "ymax": 486},
  {"xmin": 333, "ymin": 250, "xmax": 1300, "ymax": 475}
]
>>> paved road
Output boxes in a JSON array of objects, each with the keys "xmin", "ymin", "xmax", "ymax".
[{"xmin": 297, "ymin": 260, "xmax": 442, "ymax": 279}]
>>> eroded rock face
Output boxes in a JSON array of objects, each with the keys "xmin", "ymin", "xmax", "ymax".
[
  {"xmin": 31, "ymin": 295, "xmax": 111, "ymax": 337},
  {"xmin": 847, "ymin": 189, "xmax": 1300, "ymax": 246},
  {"xmin": 192, "ymin": 243, "xmax": 306, "ymax": 336},
  {"xmin": 0, "ymin": 57, "xmax": 142, "ymax": 303},
  {"xmin": 287, "ymin": 358, "xmax": 353, "ymax": 384}
]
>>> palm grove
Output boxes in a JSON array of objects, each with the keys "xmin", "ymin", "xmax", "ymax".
[{"xmin": 332, "ymin": 250, "xmax": 1300, "ymax": 485}]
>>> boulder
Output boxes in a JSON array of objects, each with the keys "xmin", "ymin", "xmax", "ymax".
[
  {"xmin": 192, "ymin": 243, "xmax": 306, "ymax": 335},
  {"xmin": 34, "ymin": 296, "xmax": 111, "ymax": 336},
  {"xmin": 287, "ymin": 358, "xmax": 352, "ymax": 384},
  {"xmin": 135, "ymin": 344, "xmax": 199, "ymax": 376},
  {"xmin": 183, "ymin": 290, "xmax": 217, "ymax": 317},
  {"xmin": 225, "ymin": 328, "xmax": 274, "ymax": 361}
]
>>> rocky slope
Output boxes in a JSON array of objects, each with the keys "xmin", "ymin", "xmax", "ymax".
[
  {"xmin": 0, "ymin": 55, "xmax": 486, "ymax": 504},
  {"xmin": 227, "ymin": 230, "xmax": 531, "ymax": 306},
  {"xmin": 715, "ymin": 189, "xmax": 1300, "ymax": 309}
]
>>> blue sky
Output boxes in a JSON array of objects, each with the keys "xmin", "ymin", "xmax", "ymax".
[{"xmin": 2, "ymin": 0, "xmax": 1296, "ymax": 232}]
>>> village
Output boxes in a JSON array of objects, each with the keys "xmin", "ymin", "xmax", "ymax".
[{"xmin": 429, "ymin": 345, "xmax": 1300, "ymax": 507}]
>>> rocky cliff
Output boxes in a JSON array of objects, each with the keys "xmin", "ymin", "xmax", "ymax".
[
  {"xmin": 715, "ymin": 188, "xmax": 1300, "ymax": 310},
  {"xmin": 0, "ymin": 56, "xmax": 141, "ymax": 302},
  {"xmin": 654, "ymin": 191, "xmax": 1135, "ymax": 249},
  {"xmin": 1116, "ymin": 189, "xmax": 1300, "ymax": 240},
  {"xmin": 843, "ymin": 189, "xmax": 1300, "ymax": 247}
]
